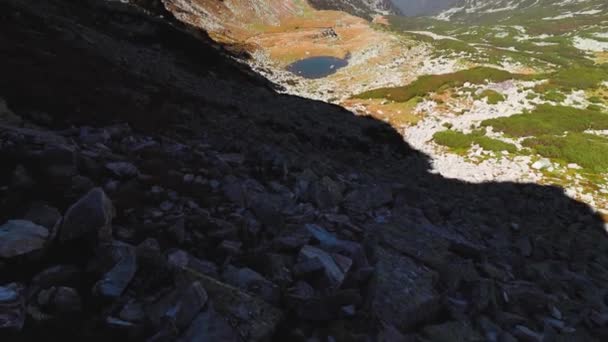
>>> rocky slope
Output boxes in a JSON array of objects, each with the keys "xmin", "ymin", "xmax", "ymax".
[
  {"xmin": 159, "ymin": 0, "xmax": 308, "ymax": 42},
  {"xmin": 308, "ymin": 0, "xmax": 399, "ymax": 20},
  {"xmin": 160, "ymin": 0, "xmax": 428, "ymax": 102},
  {"xmin": 436, "ymin": 0, "xmax": 608, "ymax": 21},
  {"xmin": 1, "ymin": 0, "xmax": 608, "ymax": 341},
  {"xmin": 159, "ymin": 0, "xmax": 395, "ymax": 44},
  {"xmin": 390, "ymin": 0, "xmax": 459, "ymax": 16}
]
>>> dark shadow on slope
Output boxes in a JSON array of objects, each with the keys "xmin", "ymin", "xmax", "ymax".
[{"xmin": 0, "ymin": 0, "xmax": 607, "ymax": 341}]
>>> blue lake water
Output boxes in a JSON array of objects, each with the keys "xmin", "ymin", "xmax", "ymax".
[{"xmin": 287, "ymin": 56, "xmax": 348, "ymax": 79}]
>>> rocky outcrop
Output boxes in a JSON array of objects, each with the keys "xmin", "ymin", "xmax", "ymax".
[
  {"xmin": 0, "ymin": 0, "xmax": 607, "ymax": 341},
  {"xmin": 159, "ymin": 0, "xmax": 308, "ymax": 40}
]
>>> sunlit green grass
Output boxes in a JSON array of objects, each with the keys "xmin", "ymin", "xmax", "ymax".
[
  {"xmin": 354, "ymin": 67, "xmax": 518, "ymax": 102},
  {"xmin": 482, "ymin": 105, "xmax": 608, "ymax": 137},
  {"xmin": 540, "ymin": 66, "xmax": 608, "ymax": 91},
  {"xmin": 542, "ymin": 90, "xmax": 566, "ymax": 103},
  {"xmin": 476, "ymin": 89, "xmax": 505, "ymax": 104},
  {"xmin": 434, "ymin": 130, "xmax": 517, "ymax": 153},
  {"xmin": 523, "ymin": 133, "xmax": 608, "ymax": 172},
  {"xmin": 382, "ymin": 3, "xmax": 608, "ymax": 183}
]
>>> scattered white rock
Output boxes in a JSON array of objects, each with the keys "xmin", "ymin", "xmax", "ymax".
[
  {"xmin": 532, "ymin": 158, "xmax": 552, "ymax": 170},
  {"xmin": 594, "ymin": 32, "xmax": 608, "ymax": 39},
  {"xmin": 572, "ymin": 37, "xmax": 608, "ymax": 52},
  {"xmin": 563, "ymin": 90, "xmax": 589, "ymax": 108},
  {"xmin": 405, "ymin": 31, "xmax": 460, "ymax": 41},
  {"xmin": 435, "ymin": 7, "xmax": 465, "ymax": 21},
  {"xmin": 585, "ymin": 129, "xmax": 608, "ymax": 137},
  {"xmin": 403, "ymin": 80, "xmax": 543, "ymax": 183},
  {"xmin": 543, "ymin": 9, "xmax": 602, "ymax": 21}
]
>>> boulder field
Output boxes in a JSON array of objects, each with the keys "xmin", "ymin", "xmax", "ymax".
[{"xmin": 0, "ymin": 0, "xmax": 607, "ymax": 341}]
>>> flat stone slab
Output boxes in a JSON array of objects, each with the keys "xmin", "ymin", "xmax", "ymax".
[
  {"xmin": 372, "ymin": 245, "xmax": 440, "ymax": 330},
  {"xmin": 182, "ymin": 268, "xmax": 283, "ymax": 341},
  {"xmin": 0, "ymin": 220, "xmax": 49, "ymax": 258}
]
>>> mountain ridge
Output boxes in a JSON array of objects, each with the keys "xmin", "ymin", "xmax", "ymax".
[{"xmin": 435, "ymin": 0, "xmax": 608, "ymax": 21}]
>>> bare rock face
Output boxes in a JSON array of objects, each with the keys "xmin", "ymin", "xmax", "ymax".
[
  {"xmin": 222, "ymin": 266, "xmax": 280, "ymax": 304},
  {"xmin": 178, "ymin": 305, "xmax": 238, "ymax": 342},
  {"xmin": 422, "ymin": 321, "xmax": 483, "ymax": 341},
  {"xmin": 0, "ymin": 283, "xmax": 26, "ymax": 331},
  {"xmin": 298, "ymin": 245, "xmax": 350, "ymax": 290},
  {"xmin": 308, "ymin": 0, "xmax": 399, "ymax": 20},
  {"xmin": 371, "ymin": 245, "xmax": 440, "ymax": 330},
  {"xmin": 93, "ymin": 241, "xmax": 137, "ymax": 299},
  {"xmin": 184, "ymin": 271, "xmax": 283, "ymax": 341},
  {"xmin": 59, "ymin": 188, "xmax": 113, "ymax": 242},
  {"xmin": 105, "ymin": 162, "xmax": 139, "ymax": 180},
  {"xmin": 37, "ymin": 286, "xmax": 83, "ymax": 315},
  {"xmin": 146, "ymin": 281, "xmax": 209, "ymax": 330},
  {"xmin": 0, "ymin": 220, "xmax": 49, "ymax": 259}
]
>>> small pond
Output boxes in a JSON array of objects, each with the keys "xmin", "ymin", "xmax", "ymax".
[{"xmin": 286, "ymin": 56, "xmax": 348, "ymax": 79}]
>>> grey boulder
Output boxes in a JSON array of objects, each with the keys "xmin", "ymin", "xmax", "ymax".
[
  {"xmin": 0, "ymin": 220, "xmax": 49, "ymax": 259},
  {"xmin": 371, "ymin": 245, "xmax": 440, "ymax": 330},
  {"xmin": 146, "ymin": 281, "xmax": 208, "ymax": 330},
  {"xmin": 0, "ymin": 283, "xmax": 26, "ymax": 331},
  {"xmin": 93, "ymin": 241, "xmax": 137, "ymax": 299},
  {"xmin": 105, "ymin": 162, "xmax": 139, "ymax": 179},
  {"xmin": 298, "ymin": 245, "xmax": 351, "ymax": 289},
  {"xmin": 178, "ymin": 305, "xmax": 238, "ymax": 342},
  {"xmin": 222, "ymin": 266, "xmax": 280, "ymax": 304},
  {"xmin": 60, "ymin": 188, "xmax": 113, "ymax": 242}
]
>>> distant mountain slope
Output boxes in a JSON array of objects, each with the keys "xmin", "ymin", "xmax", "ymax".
[
  {"xmin": 159, "ymin": 0, "xmax": 395, "ymax": 42},
  {"xmin": 159, "ymin": 0, "xmax": 308, "ymax": 41},
  {"xmin": 390, "ymin": 0, "xmax": 460, "ymax": 16},
  {"xmin": 308, "ymin": 0, "xmax": 400, "ymax": 20},
  {"xmin": 435, "ymin": 0, "xmax": 607, "ymax": 22}
]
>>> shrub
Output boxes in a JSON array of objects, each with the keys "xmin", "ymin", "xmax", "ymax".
[
  {"xmin": 589, "ymin": 96, "xmax": 603, "ymax": 104},
  {"xmin": 433, "ymin": 130, "xmax": 473, "ymax": 150},
  {"xmin": 523, "ymin": 133, "xmax": 608, "ymax": 172},
  {"xmin": 481, "ymin": 105, "xmax": 608, "ymax": 137},
  {"xmin": 476, "ymin": 89, "xmax": 505, "ymax": 104},
  {"xmin": 526, "ymin": 93, "xmax": 538, "ymax": 100},
  {"xmin": 542, "ymin": 90, "xmax": 566, "ymax": 103},
  {"xmin": 354, "ymin": 67, "xmax": 517, "ymax": 102},
  {"xmin": 587, "ymin": 104, "xmax": 603, "ymax": 111},
  {"xmin": 433, "ymin": 130, "xmax": 517, "ymax": 153}
]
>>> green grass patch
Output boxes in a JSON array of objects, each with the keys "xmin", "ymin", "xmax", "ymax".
[
  {"xmin": 433, "ymin": 130, "xmax": 517, "ymax": 153},
  {"xmin": 587, "ymin": 104, "xmax": 604, "ymax": 111},
  {"xmin": 541, "ymin": 90, "xmax": 566, "ymax": 103},
  {"xmin": 526, "ymin": 93, "xmax": 539, "ymax": 100},
  {"xmin": 589, "ymin": 96, "xmax": 603, "ymax": 104},
  {"xmin": 523, "ymin": 133, "xmax": 608, "ymax": 172},
  {"xmin": 476, "ymin": 89, "xmax": 505, "ymax": 104},
  {"xmin": 482, "ymin": 105, "xmax": 608, "ymax": 137},
  {"xmin": 354, "ymin": 67, "xmax": 518, "ymax": 102},
  {"xmin": 535, "ymin": 66, "xmax": 608, "ymax": 92}
]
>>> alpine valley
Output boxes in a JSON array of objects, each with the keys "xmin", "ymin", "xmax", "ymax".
[
  {"xmin": 163, "ymin": 0, "xmax": 608, "ymax": 213},
  {"xmin": 2, "ymin": 1, "xmax": 608, "ymax": 341}
]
